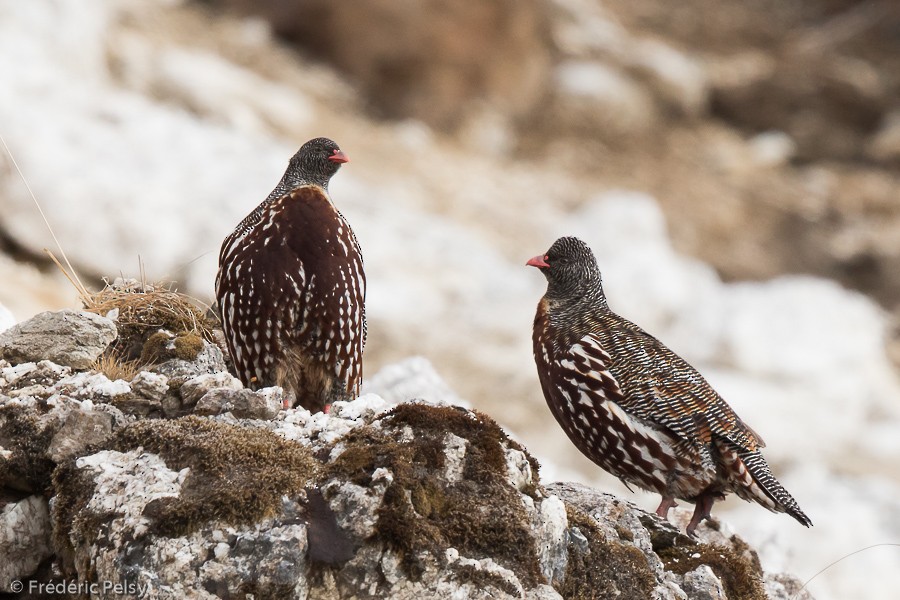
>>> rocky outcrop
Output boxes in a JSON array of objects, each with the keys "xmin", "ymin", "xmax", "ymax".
[
  {"xmin": 0, "ymin": 307, "xmax": 814, "ymax": 599},
  {"xmin": 0, "ymin": 310, "xmax": 116, "ymax": 370}
]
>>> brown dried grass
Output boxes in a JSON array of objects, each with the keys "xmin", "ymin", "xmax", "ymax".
[{"xmin": 83, "ymin": 279, "xmax": 216, "ymax": 343}]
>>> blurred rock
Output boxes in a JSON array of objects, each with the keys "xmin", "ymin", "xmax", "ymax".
[
  {"xmin": 361, "ymin": 356, "xmax": 466, "ymax": 407},
  {"xmin": 215, "ymin": 0, "xmax": 553, "ymax": 130},
  {"xmin": 0, "ymin": 495, "xmax": 52, "ymax": 591},
  {"xmin": 866, "ymin": 108, "xmax": 900, "ymax": 162},
  {"xmin": 712, "ymin": 52, "xmax": 885, "ymax": 161},
  {"xmin": 0, "ymin": 302, "xmax": 13, "ymax": 334},
  {"xmin": 549, "ymin": 60, "xmax": 659, "ymax": 139},
  {"xmin": 0, "ymin": 310, "xmax": 116, "ymax": 369}
]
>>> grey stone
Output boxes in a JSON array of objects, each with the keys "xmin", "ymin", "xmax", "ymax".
[
  {"xmin": 179, "ymin": 371, "xmax": 242, "ymax": 408},
  {"xmin": 47, "ymin": 409, "xmax": 114, "ymax": 462},
  {"xmin": 682, "ymin": 565, "xmax": 726, "ymax": 600},
  {"xmin": 765, "ymin": 572, "xmax": 816, "ymax": 600},
  {"xmin": 150, "ymin": 339, "xmax": 228, "ymax": 387},
  {"xmin": 194, "ymin": 387, "xmax": 279, "ymax": 420},
  {"xmin": 0, "ymin": 310, "xmax": 116, "ymax": 369},
  {"xmin": 130, "ymin": 371, "xmax": 169, "ymax": 402},
  {"xmin": 0, "ymin": 495, "xmax": 52, "ymax": 591}
]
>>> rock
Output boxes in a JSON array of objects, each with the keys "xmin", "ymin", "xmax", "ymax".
[
  {"xmin": 549, "ymin": 60, "xmax": 659, "ymax": 140},
  {"xmin": 0, "ymin": 495, "xmax": 52, "ymax": 591},
  {"xmin": 0, "ymin": 310, "xmax": 116, "ymax": 370},
  {"xmin": 149, "ymin": 337, "xmax": 228, "ymax": 388},
  {"xmin": 47, "ymin": 409, "xmax": 114, "ymax": 462},
  {"xmin": 0, "ymin": 343, "xmax": 817, "ymax": 599},
  {"xmin": 362, "ymin": 356, "xmax": 467, "ymax": 407},
  {"xmin": 120, "ymin": 371, "xmax": 171, "ymax": 416},
  {"xmin": 179, "ymin": 371, "xmax": 242, "ymax": 409},
  {"xmin": 193, "ymin": 387, "xmax": 280, "ymax": 420},
  {"xmin": 866, "ymin": 109, "xmax": 900, "ymax": 162},
  {"xmin": 50, "ymin": 401, "xmax": 557, "ymax": 598},
  {"xmin": 129, "ymin": 371, "xmax": 169, "ymax": 402},
  {"xmin": 546, "ymin": 481, "xmax": 808, "ymax": 600},
  {"xmin": 683, "ymin": 564, "xmax": 727, "ymax": 600},
  {"xmin": 39, "ymin": 391, "xmax": 814, "ymax": 599}
]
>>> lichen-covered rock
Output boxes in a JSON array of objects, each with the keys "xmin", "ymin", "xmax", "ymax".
[
  {"xmin": 0, "ymin": 310, "xmax": 116, "ymax": 369},
  {"xmin": 179, "ymin": 371, "xmax": 242, "ymax": 408},
  {"xmin": 547, "ymin": 482, "xmax": 812, "ymax": 600},
  {"xmin": 0, "ymin": 342, "xmax": 813, "ymax": 599},
  {"xmin": 47, "ymin": 408, "xmax": 114, "ymax": 462},
  {"xmin": 0, "ymin": 495, "xmax": 52, "ymax": 591},
  {"xmin": 148, "ymin": 336, "xmax": 227, "ymax": 388},
  {"xmin": 193, "ymin": 387, "xmax": 281, "ymax": 420}
]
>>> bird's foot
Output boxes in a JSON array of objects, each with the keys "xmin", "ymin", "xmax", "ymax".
[
  {"xmin": 655, "ymin": 496, "xmax": 678, "ymax": 520},
  {"xmin": 282, "ymin": 391, "xmax": 298, "ymax": 411},
  {"xmin": 686, "ymin": 495, "xmax": 716, "ymax": 537}
]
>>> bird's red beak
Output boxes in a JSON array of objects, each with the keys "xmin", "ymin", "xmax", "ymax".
[
  {"xmin": 526, "ymin": 254, "xmax": 550, "ymax": 268},
  {"xmin": 328, "ymin": 149, "xmax": 349, "ymax": 164}
]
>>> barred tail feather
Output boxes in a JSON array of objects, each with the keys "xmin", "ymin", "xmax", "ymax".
[{"xmin": 738, "ymin": 449, "xmax": 812, "ymax": 527}]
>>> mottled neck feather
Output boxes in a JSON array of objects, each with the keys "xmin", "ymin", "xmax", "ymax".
[
  {"xmin": 544, "ymin": 277, "xmax": 610, "ymax": 342},
  {"xmin": 231, "ymin": 176, "xmax": 331, "ymax": 241},
  {"xmin": 279, "ymin": 170, "xmax": 329, "ymax": 195}
]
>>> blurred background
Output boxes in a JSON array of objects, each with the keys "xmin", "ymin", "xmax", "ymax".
[{"xmin": 2, "ymin": 1, "xmax": 900, "ymax": 597}]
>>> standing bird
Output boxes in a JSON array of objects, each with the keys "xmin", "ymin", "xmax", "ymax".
[
  {"xmin": 528, "ymin": 236, "xmax": 811, "ymax": 535},
  {"xmin": 216, "ymin": 137, "xmax": 366, "ymax": 412}
]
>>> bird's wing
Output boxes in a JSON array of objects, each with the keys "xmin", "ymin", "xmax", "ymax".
[{"xmin": 566, "ymin": 328, "xmax": 763, "ymax": 452}]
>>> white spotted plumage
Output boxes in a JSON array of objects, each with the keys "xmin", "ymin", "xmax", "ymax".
[{"xmin": 530, "ymin": 236, "xmax": 811, "ymax": 535}]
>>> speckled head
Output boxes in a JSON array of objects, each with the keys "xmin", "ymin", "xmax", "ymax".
[
  {"xmin": 527, "ymin": 236, "xmax": 604, "ymax": 302},
  {"xmin": 284, "ymin": 137, "xmax": 349, "ymax": 190}
]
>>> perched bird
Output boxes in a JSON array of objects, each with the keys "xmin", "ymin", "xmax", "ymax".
[
  {"xmin": 216, "ymin": 137, "xmax": 366, "ymax": 412},
  {"xmin": 528, "ymin": 236, "xmax": 811, "ymax": 535}
]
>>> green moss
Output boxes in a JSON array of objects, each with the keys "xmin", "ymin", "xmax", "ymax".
[
  {"xmin": 139, "ymin": 331, "xmax": 173, "ymax": 364},
  {"xmin": 0, "ymin": 405, "xmax": 56, "ymax": 492},
  {"xmin": 173, "ymin": 333, "xmax": 204, "ymax": 361},
  {"xmin": 110, "ymin": 416, "xmax": 318, "ymax": 537},
  {"xmin": 559, "ymin": 506, "xmax": 656, "ymax": 600},
  {"xmin": 656, "ymin": 538, "xmax": 767, "ymax": 600},
  {"xmin": 327, "ymin": 403, "xmax": 545, "ymax": 587}
]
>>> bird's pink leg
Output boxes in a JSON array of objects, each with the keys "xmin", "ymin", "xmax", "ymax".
[
  {"xmin": 655, "ymin": 496, "xmax": 678, "ymax": 520},
  {"xmin": 686, "ymin": 494, "xmax": 716, "ymax": 536}
]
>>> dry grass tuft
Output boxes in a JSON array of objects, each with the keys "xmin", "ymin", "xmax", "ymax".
[
  {"xmin": 46, "ymin": 249, "xmax": 220, "ymax": 379},
  {"xmin": 83, "ymin": 278, "xmax": 217, "ymax": 344},
  {"xmin": 92, "ymin": 353, "xmax": 142, "ymax": 382},
  {"xmin": 81, "ymin": 279, "xmax": 219, "ymax": 378}
]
